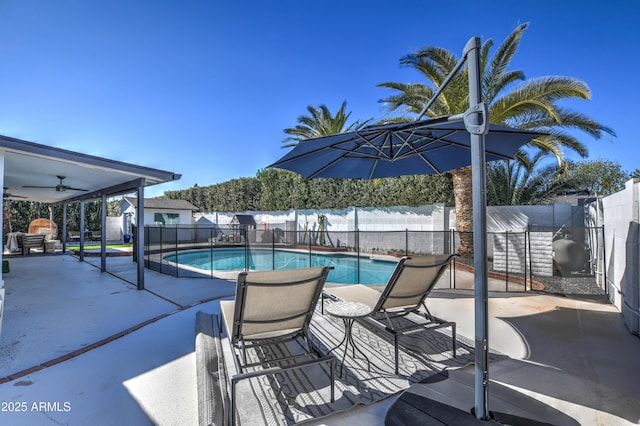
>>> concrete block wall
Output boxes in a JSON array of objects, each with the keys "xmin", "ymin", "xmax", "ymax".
[
  {"xmin": 492, "ymin": 232, "xmax": 553, "ymax": 277},
  {"xmin": 529, "ymin": 232, "xmax": 554, "ymax": 277}
]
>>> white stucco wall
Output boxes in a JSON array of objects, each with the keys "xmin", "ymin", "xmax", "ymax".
[
  {"xmin": 602, "ymin": 179, "xmax": 640, "ymax": 334},
  {"xmin": 485, "ymin": 204, "xmax": 581, "ymax": 231}
]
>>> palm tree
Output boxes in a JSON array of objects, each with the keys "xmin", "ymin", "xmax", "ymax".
[
  {"xmin": 486, "ymin": 152, "xmax": 576, "ymax": 206},
  {"xmin": 377, "ymin": 23, "xmax": 615, "ymax": 257},
  {"xmin": 282, "ymin": 100, "xmax": 369, "ymax": 148}
]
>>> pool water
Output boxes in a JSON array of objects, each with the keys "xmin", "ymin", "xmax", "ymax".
[{"xmin": 164, "ymin": 248, "xmax": 397, "ymax": 284}]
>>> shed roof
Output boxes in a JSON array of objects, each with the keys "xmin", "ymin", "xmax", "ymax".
[{"xmin": 230, "ymin": 214, "xmax": 256, "ymax": 226}]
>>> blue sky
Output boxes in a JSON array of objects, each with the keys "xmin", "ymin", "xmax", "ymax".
[{"xmin": 0, "ymin": 1, "xmax": 637, "ymax": 197}]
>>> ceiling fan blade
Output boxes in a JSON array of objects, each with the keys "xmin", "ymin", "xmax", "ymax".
[{"xmin": 23, "ymin": 177, "xmax": 88, "ymax": 192}]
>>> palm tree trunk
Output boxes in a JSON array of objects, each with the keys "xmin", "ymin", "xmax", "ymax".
[{"xmin": 451, "ymin": 166, "xmax": 474, "ymax": 258}]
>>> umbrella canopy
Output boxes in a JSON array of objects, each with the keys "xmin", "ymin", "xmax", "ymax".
[{"xmin": 268, "ymin": 117, "xmax": 542, "ymax": 179}]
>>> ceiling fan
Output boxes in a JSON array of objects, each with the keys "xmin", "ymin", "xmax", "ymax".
[
  {"xmin": 3, "ymin": 187, "xmax": 27, "ymax": 199},
  {"xmin": 23, "ymin": 175, "xmax": 89, "ymax": 192}
]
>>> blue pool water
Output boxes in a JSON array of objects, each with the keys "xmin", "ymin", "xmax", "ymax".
[{"xmin": 164, "ymin": 248, "xmax": 397, "ymax": 284}]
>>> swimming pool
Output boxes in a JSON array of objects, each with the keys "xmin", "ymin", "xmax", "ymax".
[{"xmin": 163, "ymin": 248, "xmax": 398, "ymax": 284}]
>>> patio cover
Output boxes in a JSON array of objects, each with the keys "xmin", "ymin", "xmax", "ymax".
[{"xmin": 0, "ymin": 134, "xmax": 181, "ymax": 290}]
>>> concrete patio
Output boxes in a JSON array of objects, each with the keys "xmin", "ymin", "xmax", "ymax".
[{"xmin": 0, "ymin": 253, "xmax": 638, "ymax": 425}]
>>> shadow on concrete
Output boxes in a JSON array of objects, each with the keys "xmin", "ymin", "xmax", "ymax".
[{"xmin": 499, "ymin": 307, "xmax": 640, "ymax": 424}]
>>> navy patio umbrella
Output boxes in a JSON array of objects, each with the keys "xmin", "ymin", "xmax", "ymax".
[
  {"xmin": 269, "ymin": 37, "xmax": 545, "ymax": 420},
  {"xmin": 268, "ymin": 116, "xmax": 540, "ymax": 179}
]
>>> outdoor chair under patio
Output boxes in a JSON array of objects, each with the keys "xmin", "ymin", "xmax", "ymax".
[
  {"xmin": 323, "ymin": 254, "xmax": 458, "ymax": 375},
  {"xmin": 220, "ymin": 266, "xmax": 335, "ymax": 426}
]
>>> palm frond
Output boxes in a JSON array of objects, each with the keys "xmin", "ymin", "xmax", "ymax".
[
  {"xmin": 525, "ymin": 135, "xmax": 565, "ymax": 163},
  {"xmin": 549, "ymin": 108, "xmax": 616, "ymax": 138},
  {"xmin": 484, "ymin": 70, "xmax": 525, "ymax": 103},
  {"xmin": 403, "ymin": 46, "xmax": 458, "ymax": 80},
  {"xmin": 378, "ymin": 82, "xmax": 436, "ymax": 115},
  {"xmin": 282, "ymin": 101, "xmax": 365, "ymax": 147},
  {"xmin": 496, "ymin": 77, "xmax": 592, "ymax": 110},
  {"xmin": 543, "ymin": 130, "xmax": 590, "ymax": 157}
]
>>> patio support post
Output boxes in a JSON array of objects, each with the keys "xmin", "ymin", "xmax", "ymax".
[
  {"xmin": 466, "ymin": 36, "xmax": 491, "ymax": 420},
  {"xmin": 101, "ymin": 194, "xmax": 107, "ymax": 272},
  {"xmin": 62, "ymin": 204, "xmax": 67, "ymax": 253},
  {"xmin": 79, "ymin": 200, "xmax": 85, "ymax": 262},
  {"xmin": 136, "ymin": 182, "xmax": 145, "ymax": 290},
  {"xmin": 0, "ymin": 153, "xmax": 4, "ymax": 283}
]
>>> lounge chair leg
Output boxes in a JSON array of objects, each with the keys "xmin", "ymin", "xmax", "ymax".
[
  {"xmin": 330, "ymin": 358, "xmax": 335, "ymax": 402},
  {"xmin": 452, "ymin": 323, "xmax": 457, "ymax": 358},
  {"xmin": 394, "ymin": 334, "xmax": 399, "ymax": 375},
  {"xmin": 231, "ymin": 378, "xmax": 237, "ymax": 426},
  {"xmin": 240, "ymin": 341, "xmax": 248, "ymax": 368}
]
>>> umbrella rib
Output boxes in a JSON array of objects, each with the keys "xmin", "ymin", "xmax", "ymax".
[
  {"xmin": 356, "ymin": 131, "xmax": 392, "ymax": 160},
  {"xmin": 390, "ymin": 128, "xmax": 522, "ymax": 174},
  {"xmin": 385, "ymin": 127, "xmax": 443, "ymax": 173},
  {"xmin": 304, "ymin": 155, "xmax": 343, "ymax": 179}
]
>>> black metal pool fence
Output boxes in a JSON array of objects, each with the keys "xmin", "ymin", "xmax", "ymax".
[{"xmin": 138, "ymin": 224, "xmax": 607, "ymax": 297}]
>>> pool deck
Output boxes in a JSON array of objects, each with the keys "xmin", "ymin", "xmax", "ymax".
[{"xmin": 0, "ymin": 253, "xmax": 638, "ymax": 425}]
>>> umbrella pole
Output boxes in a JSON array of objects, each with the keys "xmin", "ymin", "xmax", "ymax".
[{"xmin": 465, "ymin": 37, "xmax": 490, "ymax": 420}]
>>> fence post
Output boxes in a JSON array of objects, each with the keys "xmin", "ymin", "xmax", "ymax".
[
  {"xmin": 210, "ymin": 227, "xmax": 214, "ymax": 279},
  {"xmin": 405, "ymin": 228, "xmax": 409, "ymax": 255},
  {"xmin": 308, "ymin": 230, "xmax": 312, "ymax": 267},
  {"xmin": 357, "ymin": 229, "xmax": 361, "ymax": 284},
  {"xmin": 505, "ymin": 230, "xmax": 509, "ymax": 292},
  {"xmin": 158, "ymin": 227, "xmax": 163, "ymax": 275},
  {"xmin": 272, "ymin": 228, "xmax": 275, "ymax": 270},
  {"xmin": 523, "ymin": 230, "xmax": 528, "ymax": 292},
  {"xmin": 527, "ymin": 226, "xmax": 533, "ymax": 292},
  {"xmin": 451, "ymin": 229, "xmax": 456, "ymax": 289},
  {"xmin": 244, "ymin": 228, "xmax": 249, "ymax": 272}
]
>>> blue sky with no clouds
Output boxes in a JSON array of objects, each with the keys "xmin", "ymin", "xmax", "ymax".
[{"xmin": 0, "ymin": 1, "xmax": 636, "ymax": 196}]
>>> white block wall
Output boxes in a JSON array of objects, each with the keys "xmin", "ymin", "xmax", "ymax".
[
  {"xmin": 492, "ymin": 232, "xmax": 553, "ymax": 277},
  {"xmin": 602, "ymin": 179, "xmax": 640, "ymax": 334}
]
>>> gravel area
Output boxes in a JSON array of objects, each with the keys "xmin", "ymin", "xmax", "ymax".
[{"xmin": 455, "ymin": 256, "xmax": 608, "ymax": 302}]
